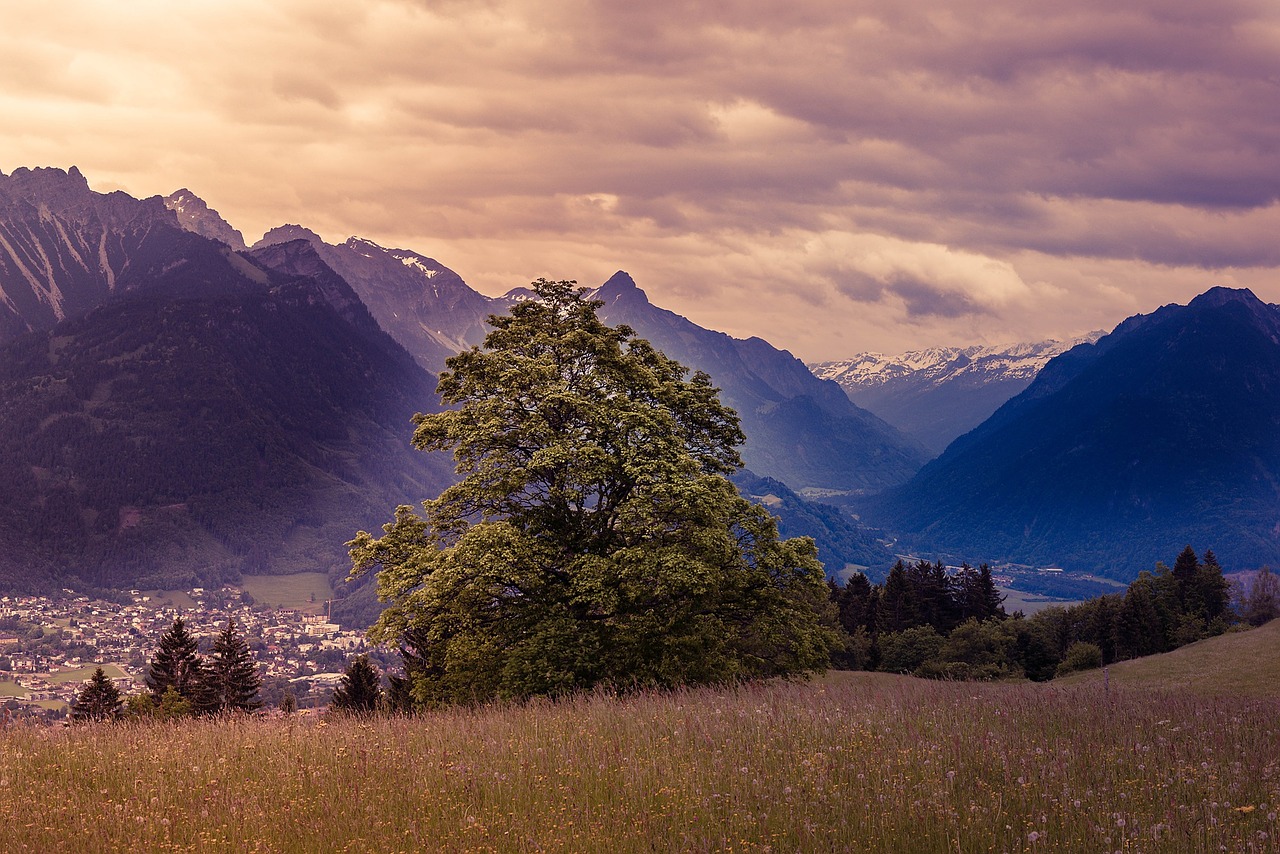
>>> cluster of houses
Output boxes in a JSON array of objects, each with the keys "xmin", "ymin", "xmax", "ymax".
[{"xmin": 0, "ymin": 586, "xmax": 374, "ymax": 720}]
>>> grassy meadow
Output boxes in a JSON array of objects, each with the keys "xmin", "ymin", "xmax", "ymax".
[
  {"xmin": 239, "ymin": 572, "xmax": 335, "ymax": 614},
  {"xmin": 2, "ymin": 671, "xmax": 1278, "ymax": 852},
  {"xmin": 46, "ymin": 663, "xmax": 130, "ymax": 684},
  {"xmin": 1061, "ymin": 617, "xmax": 1280, "ymax": 698}
]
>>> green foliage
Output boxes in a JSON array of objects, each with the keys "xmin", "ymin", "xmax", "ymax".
[
  {"xmin": 123, "ymin": 693, "xmax": 157, "ymax": 720},
  {"xmin": 1242, "ymin": 566, "xmax": 1279, "ymax": 626},
  {"xmin": 330, "ymin": 655, "xmax": 382, "ymax": 715},
  {"xmin": 878, "ymin": 626, "xmax": 944, "ymax": 675},
  {"xmin": 351, "ymin": 280, "xmax": 837, "ymax": 705},
  {"xmin": 935, "ymin": 618, "xmax": 1016, "ymax": 680},
  {"xmin": 1055, "ymin": 642, "xmax": 1104, "ymax": 677},
  {"xmin": 70, "ymin": 667, "xmax": 122, "ymax": 723},
  {"xmin": 831, "ymin": 547, "xmax": 1238, "ymax": 682},
  {"xmin": 158, "ymin": 686, "xmax": 193, "ymax": 720}
]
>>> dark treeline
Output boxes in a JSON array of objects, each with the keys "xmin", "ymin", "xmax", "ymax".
[{"xmin": 829, "ymin": 546, "xmax": 1251, "ymax": 681}]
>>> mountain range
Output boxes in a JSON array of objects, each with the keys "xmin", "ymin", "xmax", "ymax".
[
  {"xmin": 7, "ymin": 164, "xmax": 1279, "ymax": 599},
  {"xmin": 0, "ymin": 166, "xmax": 913, "ymax": 600},
  {"xmin": 861, "ymin": 287, "xmax": 1280, "ymax": 578},
  {"xmin": 810, "ymin": 336, "xmax": 1103, "ymax": 454},
  {"xmin": 0, "ymin": 168, "xmax": 455, "ymax": 596},
  {"xmin": 243, "ymin": 220, "xmax": 928, "ymax": 494}
]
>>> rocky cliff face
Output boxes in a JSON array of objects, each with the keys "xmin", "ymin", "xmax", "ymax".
[
  {"xmin": 164, "ymin": 189, "xmax": 247, "ymax": 251},
  {"xmin": 253, "ymin": 226, "xmax": 490, "ymax": 372},
  {"xmin": 0, "ymin": 166, "xmax": 201, "ymax": 341}
]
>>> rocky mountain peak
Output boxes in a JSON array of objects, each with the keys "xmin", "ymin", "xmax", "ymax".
[
  {"xmin": 0, "ymin": 166, "xmax": 92, "ymax": 204},
  {"xmin": 163, "ymin": 189, "xmax": 247, "ymax": 251},
  {"xmin": 591, "ymin": 270, "xmax": 648, "ymax": 309},
  {"xmin": 255, "ymin": 224, "xmax": 324, "ymax": 249},
  {"xmin": 1188, "ymin": 286, "xmax": 1264, "ymax": 311}
]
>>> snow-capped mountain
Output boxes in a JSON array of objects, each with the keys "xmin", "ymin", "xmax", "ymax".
[{"xmin": 810, "ymin": 336, "xmax": 1103, "ymax": 454}]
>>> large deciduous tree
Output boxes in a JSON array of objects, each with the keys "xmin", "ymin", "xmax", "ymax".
[{"xmin": 350, "ymin": 280, "xmax": 837, "ymax": 706}]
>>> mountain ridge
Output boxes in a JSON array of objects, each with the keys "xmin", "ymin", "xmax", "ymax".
[
  {"xmin": 863, "ymin": 286, "xmax": 1280, "ymax": 579},
  {"xmin": 810, "ymin": 334, "xmax": 1104, "ymax": 454}
]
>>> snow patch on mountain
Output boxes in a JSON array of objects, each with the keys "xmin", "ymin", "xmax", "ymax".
[{"xmin": 810, "ymin": 335, "xmax": 1105, "ymax": 390}]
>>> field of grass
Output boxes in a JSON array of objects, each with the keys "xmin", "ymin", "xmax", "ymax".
[
  {"xmin": 1061, "ymin": 617, "xmax": 1280, "ymax": 698},
  {"xmin": 45, "ymin": 664, "xmax": 129, "ymax": 684},
  {"xmin": 0, "ymin": 679, "xmax": 28, "ymax": 698},
  {"xmin": 141, "ymin": 589, "xmax": 199, "ymax": 609},
  {"xmin": 999, "ymin": 585, "xmax": 1083, "ymax": 615},
  {"xmin": 240, "ymin": 572, "xmax": 334, "ymax": 613},
  {"xmin": 1, "ymin": 672, "xmax": 1277, "ymax": 852}
]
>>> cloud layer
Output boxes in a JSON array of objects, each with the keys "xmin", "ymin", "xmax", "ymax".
[{"xmin": 3, "ymin": 0, "xmax": 1279, "ymax": 358}]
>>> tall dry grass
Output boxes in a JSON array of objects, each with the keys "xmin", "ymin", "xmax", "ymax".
[{"xmin": 2, "ymin": 673, "xmax": 1277, "ymax": 852}]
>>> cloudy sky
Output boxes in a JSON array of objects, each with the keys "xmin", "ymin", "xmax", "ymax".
[{"xmin": 4, "ymin": 0, "xmax": 1279, "ymax": 360}]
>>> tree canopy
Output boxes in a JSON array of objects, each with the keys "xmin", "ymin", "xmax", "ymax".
[{"xmin": 350, "ymin": 279, "xmax": 837, "ymax": 706}]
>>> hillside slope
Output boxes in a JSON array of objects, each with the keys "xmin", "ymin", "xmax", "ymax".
[
  {"xmin": 0, "ymin": 209, "xmax": 453, "ymax": 593},
  {"xmin": 1060, "ymin": 619, "xmax": 1280, "ymax": 698},
  {"xmin": 590, "ymin": 272, "xmax": 929, "ymax": 492},
  {"xmin": 864, "ymin": 287, "xmax": 1280, "ymax": 578}
]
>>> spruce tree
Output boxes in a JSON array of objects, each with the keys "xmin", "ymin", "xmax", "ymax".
[
  {"xmin": 878, "ymin": 561, "xmax": 915, "ymax": 634},
  {"xmin": 207, "ymin": 621, "xmax": 262, "ymax": 713},
  {"xmin": 975, "ymin": 564, "xmax": 1007, "ymax": 621},
  {"xmin": 145, "ymin": 618, "xmax": 204, "ymax": 709},
  {"xmin": 330, "ymin": 655, "xmax": 382, "ymax": 715},
  {"xmin": 71, "ymin": 667, "xmax": 123, "ymax": 723}
]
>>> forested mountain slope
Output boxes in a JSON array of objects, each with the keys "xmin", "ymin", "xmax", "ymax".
[{"xmin": 863, "ymin": 287, "xmax": 1280, "ymax": 578}]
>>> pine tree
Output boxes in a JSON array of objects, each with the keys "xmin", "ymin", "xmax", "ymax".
[
  {"xmin": 384, "ymin": 673, "xmax": 415, "ymax": 715},
  {"xmin": 330, "ymin": 655, "xmax": 382, "ymax": 715},
  {"xmin": 1172, "ymin": 545, "xmax": 1201, "ymax": 607},
  {"xmin": 834, "ymin": 573, "xmax": 873, "ymax": 635},
  {"xmin": 70, "ymin": 667, "xmax": 122, "ymax": 723},
  {"xmin": 877, "ymin": 561, "xmax": 916, "ymax": 634},
  {"xmin": 207, "ymin": 620, "xmax": 262, "ymax": 713},
  {"xmin": 1193, "ymin": 550, "xmax": 1230, "ymax": 624},
  {"xmin": 145, "ymin": 618, "xmax": 203, "ymax": 705},
  {"xmin": 975, "ymin": 564, "xmax": 1007, "ymax": 621}
]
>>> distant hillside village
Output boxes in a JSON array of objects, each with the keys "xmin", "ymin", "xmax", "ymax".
[{"xmin": 0, "ymin": 587, "xmax": 374, "ymax": 722}]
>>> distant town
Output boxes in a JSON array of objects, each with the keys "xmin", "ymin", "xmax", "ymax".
[{"xmin": 0, "ymin": 586, "xmax": 384, "ymax": 722}]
